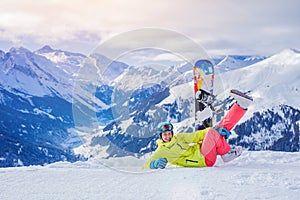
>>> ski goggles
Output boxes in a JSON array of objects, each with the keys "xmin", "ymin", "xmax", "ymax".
[{"xmin": 156, "ymin": 123, "xmax": 173, "ymax": 135}]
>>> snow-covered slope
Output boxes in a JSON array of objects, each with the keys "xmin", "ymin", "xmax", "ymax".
[
  {"xmin": 216, "ymin": 55, "xmax": 266, "ymax": 73},
  {"xmin": 0, "ymin": 151, "xmax": 299, "ymax": 200},
  {"xmin": 219, "ymin": 48, "xmax": 300, "ymax": 112}
]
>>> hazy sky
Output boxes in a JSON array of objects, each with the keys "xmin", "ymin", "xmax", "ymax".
[{"xmin": 0, "ymin": 0, "xmax": 299, "ymax": 56}]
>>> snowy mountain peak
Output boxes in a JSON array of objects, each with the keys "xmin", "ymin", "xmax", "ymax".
[
  {"xmin": 291, "ymin": 48, "xmax": 300, "ymax": 54},
  {"xmin": 216, "ymin": 55, "xmax": 262, "ymax": 73},
  {"xmin": 280, "ymin": 48, "xmax": 300, "ymax": 54},
  {"xmin": 262, "ymin": 48, "xmax": 300, "ymax": 66},
  {"xmin": 36, "ymin": 45, "xmax": 55, "ymax": 53},
  {"xmin": 217, "ymin": 55, "xmax": 267, "ymax": 66},
  {"xmin": 35, "ymin": 46, "xmax": 86, "ymax": 70},
  {"xmin": 218, "ymin": 55, "xmax": 241, "ymax": 65},
  {"xmin": 9, "ymin": 46, "xmax": 32, "ymax": 54},
  {"xmin": 1, "ymin": 47, "xmax": 34, "ymax": 73},
  {"xmin": 0, "ymin": 46, "xmax": 76, "ymax": 98},
  {"xmin": 279, "ymin": 48, "xmax": 300, "ymax": 56}
]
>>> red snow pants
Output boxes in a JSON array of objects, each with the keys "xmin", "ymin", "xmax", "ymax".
[{"xmin": 200, "ymin": 103, "xmax": 246, "ymax": 166}]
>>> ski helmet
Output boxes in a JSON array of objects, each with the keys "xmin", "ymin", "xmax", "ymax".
[{"xmin": 156, "ymin": 122, "xmax": 174, "ymax": 136}]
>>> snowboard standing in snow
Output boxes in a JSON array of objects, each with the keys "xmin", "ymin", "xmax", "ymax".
[{"xmin": 193, "ymin": 59, "xmax": 215, "ymax": 130}]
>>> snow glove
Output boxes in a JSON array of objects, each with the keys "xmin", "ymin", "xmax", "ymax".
[
  {"xmin": 217, "ymin": 127, "xmax": 231, "ymax": 139},
  {"xmin": 150, "ymin": 158, "xmax": 168, "ymax": 169}
]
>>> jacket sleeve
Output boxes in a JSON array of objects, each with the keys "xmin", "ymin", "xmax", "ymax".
[
  {"xmin": 142, "ymin": 146, "xmax": 173, "ymax": 170},
  {"xmin": 177, "ymin": 128, "xmax": 209, "ymax": 143}
]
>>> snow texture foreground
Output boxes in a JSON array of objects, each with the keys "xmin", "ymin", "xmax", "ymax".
[{"xmin": 0, "ymin": 151, "xmax": 299, "ymax": 200}]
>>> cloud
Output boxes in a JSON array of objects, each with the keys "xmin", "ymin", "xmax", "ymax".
[
  {"xmin": 152, "ymin": 53, "xmax": 183, "ymax": 62},
  {"xmin": 113, "ymin": 48, "xmax": 185, "ymax": 67},
  {"xmin": 0, "ymin": 0, "xmax": 299, "ymax": 55}
]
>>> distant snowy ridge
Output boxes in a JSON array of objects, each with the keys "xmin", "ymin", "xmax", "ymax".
[{"xmin": 216, "ymin": 55, "xmax": 267, "ymax": 73}]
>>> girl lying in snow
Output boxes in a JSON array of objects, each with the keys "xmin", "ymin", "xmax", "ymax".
[{"xmin": 143, "ymin": 91, "xmax": 253, "ymax": 169}]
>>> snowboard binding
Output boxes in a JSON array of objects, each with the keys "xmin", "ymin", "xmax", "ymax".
[
  {"xmin": 195, "ymin": 89, "xmax": 215, "ymax": 111},
  {"xmin": 195, "ymin": 89, "xmax": 215, "ymax": 130}
]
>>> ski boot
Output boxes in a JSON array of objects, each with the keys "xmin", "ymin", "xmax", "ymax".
[
  {"xmin": 221, "ymin": 146, "xmax": 243, "ymax": 162},
  {"xmin": 230, "ymin": 89, "xmax": 253, "ymax": 109}
]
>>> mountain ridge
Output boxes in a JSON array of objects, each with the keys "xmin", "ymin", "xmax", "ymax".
[{"xmin": 0, "ymin": 46, "xmax": 299, "ymax": 167}]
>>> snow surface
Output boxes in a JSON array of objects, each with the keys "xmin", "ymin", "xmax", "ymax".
[{"xmin": 1, "ymin": 151, "xmax": 299, "ymax": 200}]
